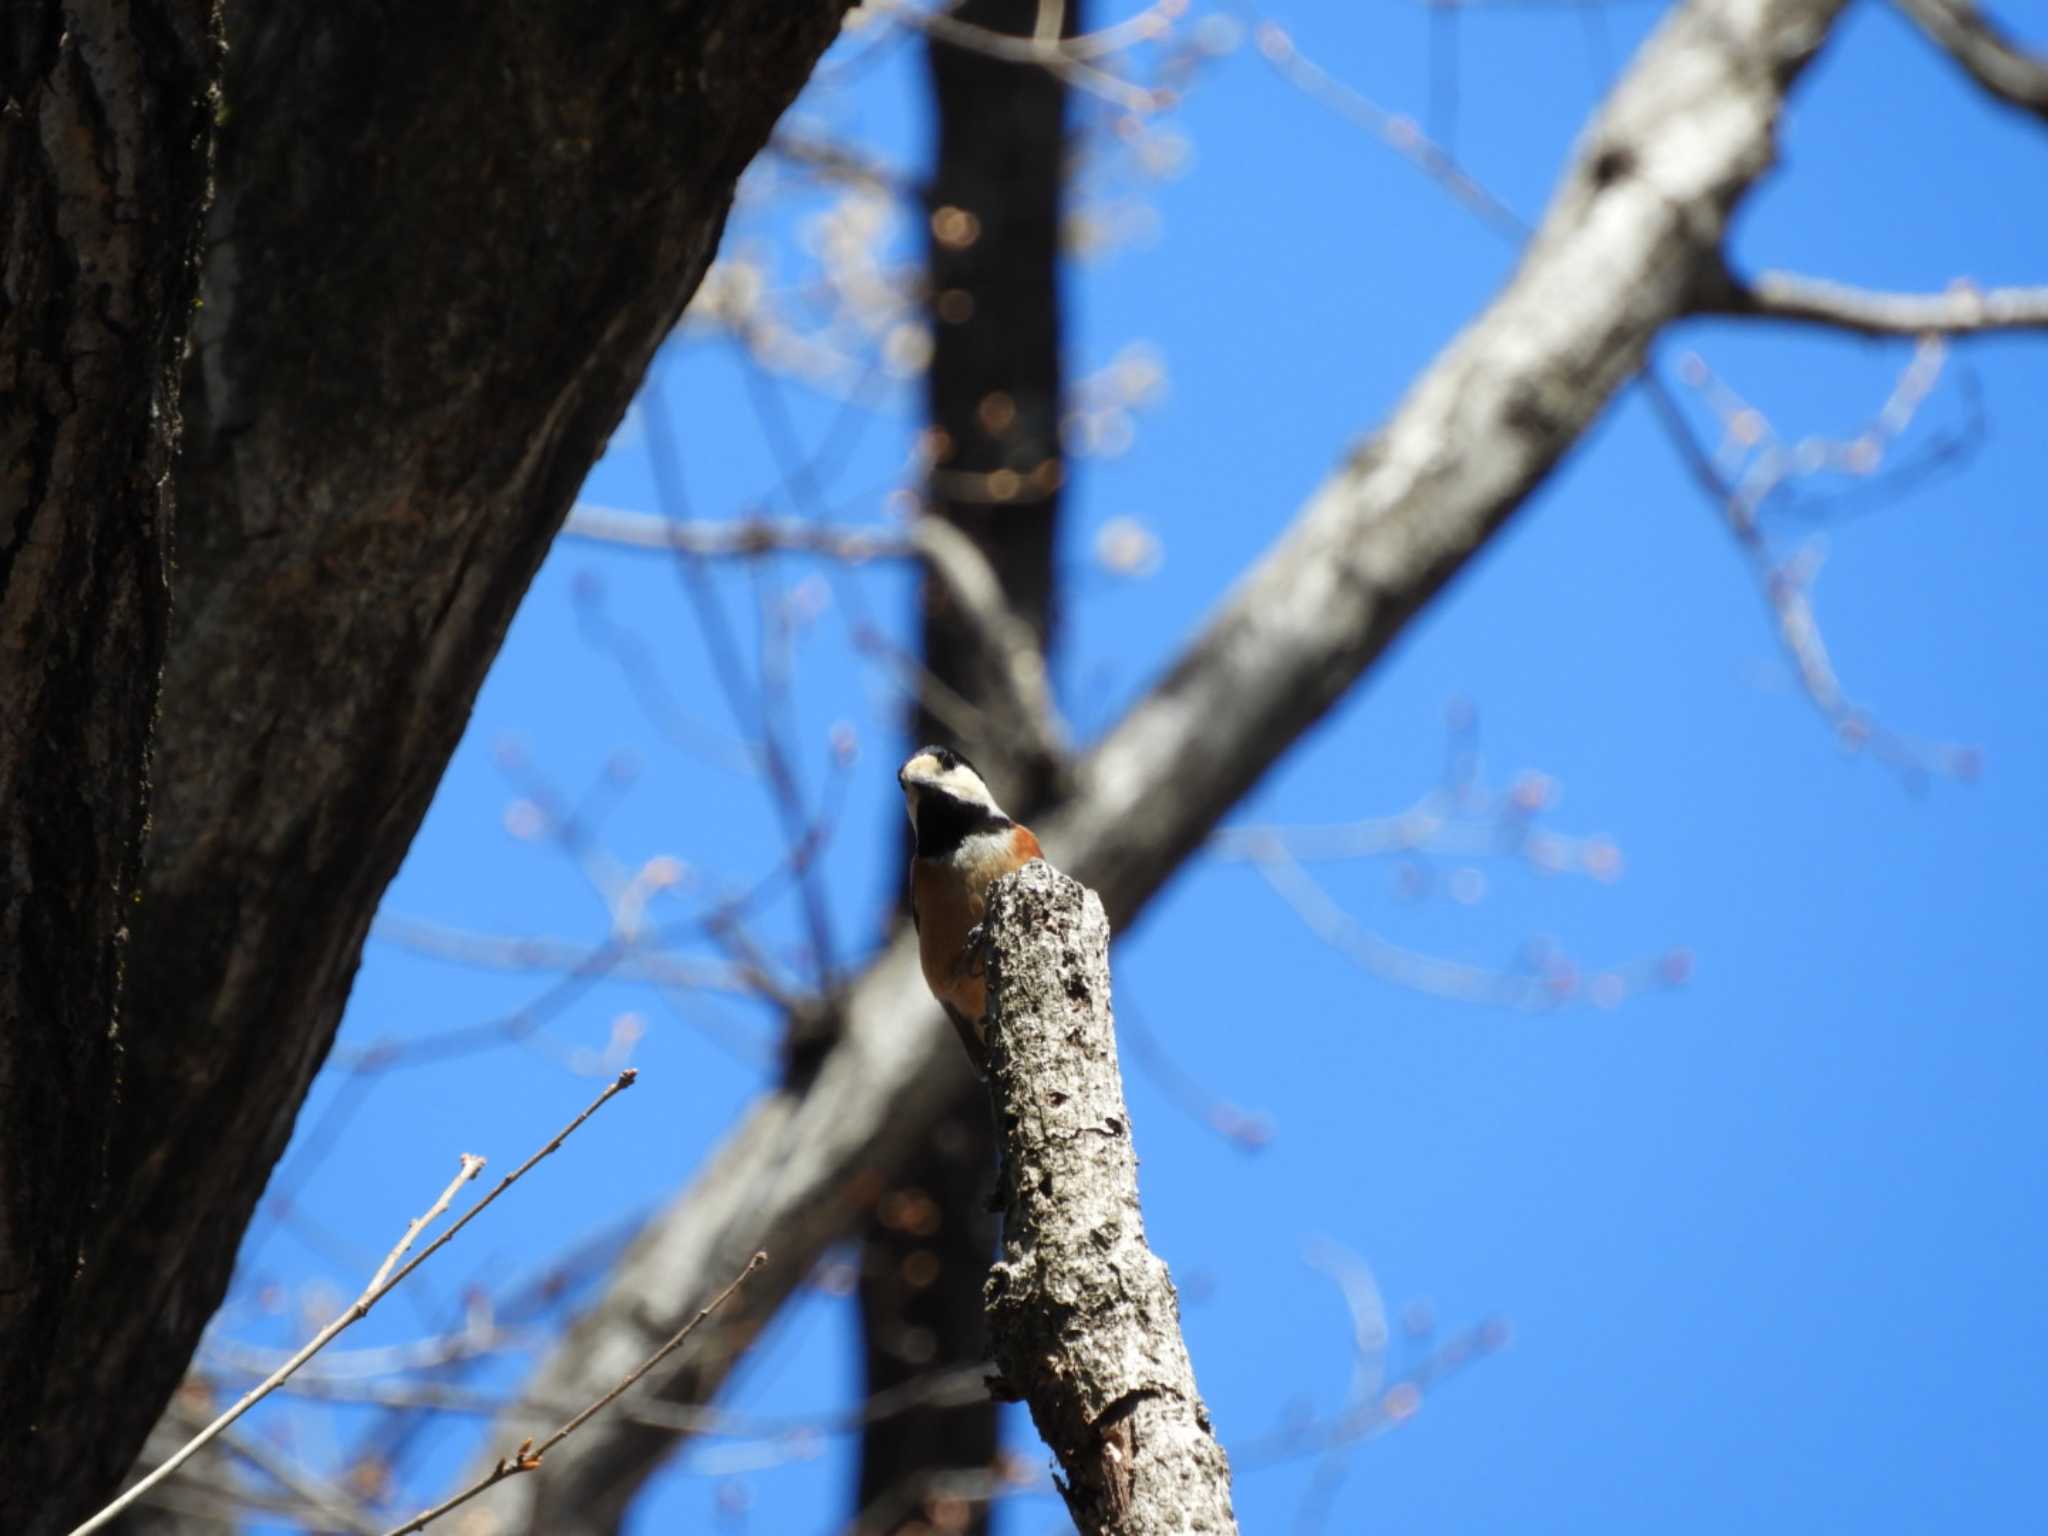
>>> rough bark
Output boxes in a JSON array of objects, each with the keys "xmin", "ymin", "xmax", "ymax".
[
  {"xmin": 980, "ymin": 863, "xmax": 1236, "ymax": 1535},
  {"xmin": 14, "ymin": 4, "xmax": 850, "ymax": 1531},
  {"xmin": 468, "ymin": 0, "xmax": 1849, "ymax": 1523},
  {"xmin": 852, "ymin": 4, "xmax": 1075, "ymax": 1528},
  {"xmin": 0, "ymin": 5, "xmax": 219, "ymax": 1526}
]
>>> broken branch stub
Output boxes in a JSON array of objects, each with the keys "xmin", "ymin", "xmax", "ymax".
[{"xmin": 980, "ymin": 861, "xmax": 1238, "ymax": 1535}]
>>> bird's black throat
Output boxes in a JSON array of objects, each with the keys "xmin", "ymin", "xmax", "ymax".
[{"xmin": 913, "ymin": 791, "xmax": 1009, "ymax": 859}]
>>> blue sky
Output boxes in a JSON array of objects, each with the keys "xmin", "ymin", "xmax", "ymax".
[{"xmin": 220, "ymin": 4, "xmax": 2048, "ymax": 1532}]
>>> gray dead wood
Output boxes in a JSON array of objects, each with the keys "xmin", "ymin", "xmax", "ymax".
[
  {"xmin": 980, "ymin": 864, "xmax": 1237, "ymax": 1535},
  {"xmin": 463, "ymin": 2, "xmax": 1853, "ymax": 1525}
]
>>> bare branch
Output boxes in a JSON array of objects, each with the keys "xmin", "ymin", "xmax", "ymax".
[
  {"xmin": 204, "ymin": 1419, "xmax": 383, "ymax": 1536},
  {"xmin": 372, "ymin": 914, "xmax": 755, "ymax": 995},
  {"xmin": 1894, "ymin": 0, "xmax": 2048, "ymax": 122},
  {"xmin": 767, "ymin": 129, "xmax": 918, "ymax": 196},
  {"xmin": 462, "ymin": 3, "xmax": 1851, "ymax": 1525},
  {"xmin": 895, "ymin": 0, "xmax": 1182, "ymax": 64},
  {"xmin": 68, "ymin": 1072, "xmax": 635, "ymax": 1536},
  {"xmin": 1641, "ymin": 347, "xmax": 1981, "ymax": 784},
  {"xmin": 380, "ymin": 1253, "xmax": 766, "ymax": 1536},
  {"xmin": 980, "ymin": 863, "xmax": 1237, "ymax": 1534},
  {"xmin": 68, "ymin": 1158, "xmax": 485, "ymax": 1536},
  {"xmin": 910, "ymin": 515, "xmax": 1069, "ymax": 772},
  {"xmin": 1232, "ymin": 1315, "xmax": 1512, "ymax": 1464},
  {"xmin": 638, "ymin": 375, "xmax": 845, "ymax": 989},
  {"xmin": 203, "ymin": 1320, "xmax": 532, "ymax": 1384},
  {"xmin": 870, "ymin": 0, "xmax": 1185, "ymax": 111},
  {"xmin": 1708, "ymin": 270, "xmax": 2048, "ymax": 335},
  {"xmin": 563, "ymin": 503, "xmax": 915, "ymax": 562},
  {"xmin": 1241, "ymin": 839, "xmax": 1679, "ymax": 1009},
  {"xmin": 206, "ymin": 1361, "xmax": 992, "ymax": 1441},
  {"xmin": 1251, "ymin": 20, "xmax": 1528, "ymax": 242}
]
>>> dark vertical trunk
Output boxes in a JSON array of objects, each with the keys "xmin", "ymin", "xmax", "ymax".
[
  {"xmin": 913, "ymin": 0, "xmax": 1069, "ymax": 812},
  {"xmin": 0, "ymin": 5, "xmax": 219, "ymax": 1528},
  {"xmin": 856, "ymin": 4, "xmax": 1071, "ymax": 1528},
  {"xmin": 6, "ymin": 5, "xmax": 849, "ymax": 1531}
]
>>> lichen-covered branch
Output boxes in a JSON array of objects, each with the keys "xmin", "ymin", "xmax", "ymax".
[{"xmin": 980, "ymin": 863, "xmax": 1236, "ymax": 1536}]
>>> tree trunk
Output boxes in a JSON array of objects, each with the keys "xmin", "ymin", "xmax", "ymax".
[
  {"xmin": 855, "ymin": 2, "xmax": 1074, "ymax": 1527},
  {"xmin": 0, "ymin": 6, "xmax": 219, "ymax": 1528},
  {"xmin": 13, "ymin": 5, "xmax": 850, "ymax": 1530}
]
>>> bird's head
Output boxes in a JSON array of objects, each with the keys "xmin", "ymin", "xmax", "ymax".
[{"xmin": 898, "ymin": 744, "xmax": 1002, "ymax": 827}]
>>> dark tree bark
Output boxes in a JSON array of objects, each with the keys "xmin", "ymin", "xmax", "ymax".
[
  {"xmin": 852, "ymin": 1097, "xmax": 1003, "ymax": 1535},
  {"xmin": 0, "ymin": 5, "xmax": 220, "ymax": 1527},
  {"xmin": 855, "ymin": 4, "xmax": 1074, "ymax": 1530},
  {"xmin": 912, "ymin": 0, "xmax": 1070, "ymax": 813},
  {"xmin": 11, "ymin": 4, "xmax": 850, "ymax": 1531}
]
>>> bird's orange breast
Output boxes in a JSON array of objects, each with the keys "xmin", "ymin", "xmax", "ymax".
[
  {"xmin": 910, "ymin": 824, "xmax": 1043, "ymax": 1027},
  {"xmin": 912, "ymin": 857, "xmax": 987, "ymax": 1023}
]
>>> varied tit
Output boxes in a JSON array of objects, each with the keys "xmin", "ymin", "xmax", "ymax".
[{"xmin": 899, "ymin": 745, "xmax": 1044, "ymax": 1067}]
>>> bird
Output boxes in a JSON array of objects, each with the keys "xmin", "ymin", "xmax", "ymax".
[{"xmin": 898, "ymin": 744, "xmax": 1044, "ymax": 1067}]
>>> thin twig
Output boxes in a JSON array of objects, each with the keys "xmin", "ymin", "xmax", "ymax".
[
  {"xmin": 203, "ymin": 1319, "xmax": 531, "ymax": 1382},
  {"xmin": 882, "ymin": 0, "xmax": 1183, "ymax": 63},
  {"xmin": 1251, "ymin": 18, "xmax": 1528, "ymax": 244},
  {"xmin": 910, "ymin": 516, "xmax": 1069, "ymax": 773},
  {"xmin": 379, "ymin": 1252, "xmax": 768, "ymax": 1536},
  {"xmin": 69, "ymin": 1160, "xmax": 480, "ymax": 1536},
  {"xmin": 69, "ymin": 1073, "xmax": 638, "ymax": 1536},
  {"xmin": 1232, "ymin": 1316, "xmax": 1511, "ymax": 1464},
  {"xmin": 871, "ymin": 0, "xmax": 1186, "ymax": 111},
  {"xmin": 371, "ymin": 914, "xmax": 754, "ymax": 994},
  {"xmin": 563, "ymin": 503, "xmax": 915, "ymax": 562},
  {"xmin": 1708, "ymin": 270, "xmax": 2048, "ymax": 336},
  {"xmin": 366, "ymin": 1164, "xmax": 478, "ymax": 1294},
  {"xmin": 639, "ymin": 372, "xmax": 844, "ymax": 992},
  {"xmin": 208, "ymin": 1419, "xmax": 384, "ymax": 1536},
  {"xmin": 1640, "ymin": 352, "xmax": 1980, "ymax": 786},
  {"xmin": 767, "ymin": 129, "xmax": 918, "ymax": 196},
  {"xmin": 199, "ymin": 1360, "xmax": 991, "ymax": 1445},
  {"xmin": 1245, "ymin": 838, "xmax": 1675, "ymax": 1008}
]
